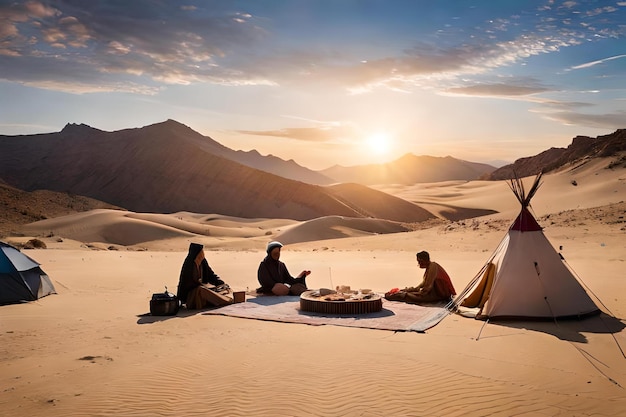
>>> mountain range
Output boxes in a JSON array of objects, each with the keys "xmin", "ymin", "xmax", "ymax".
[
  {"xmin": 1, "ymin": 120, "xmax": 624, "ymax": 225},
  {"xmin": 0, "ymin": 120, "xmax": 435, "ymax": 222},
  {"xmin": 321, "ymin": 154, "xmax": 495, "ymax": 185}
]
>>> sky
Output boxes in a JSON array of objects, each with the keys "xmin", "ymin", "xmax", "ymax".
[{"xmin": 1, "ymin": 0, "xmax": 625, "ymax": 170}]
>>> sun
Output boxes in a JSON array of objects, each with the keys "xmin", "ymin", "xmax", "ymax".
[{"xmin": 366, "ymin": 132, "xmax": 391, "ymax": 154}]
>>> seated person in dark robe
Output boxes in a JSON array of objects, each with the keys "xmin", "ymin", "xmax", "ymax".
[
  {"xmin": 177, "ymin": 243, "xmax": 232, "ymax": 309},
  {"xmin": 257, "ymin": 241, "xmax": 310, "ymax": 296}
]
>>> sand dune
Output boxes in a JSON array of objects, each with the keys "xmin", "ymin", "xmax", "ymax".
[
  {"xmin": 327, "ymin": 182, "xmax": 436, "ymax": 222},
  {"xmin": 2, "ymin": 163, "xmax": 626, "ymax": 416},
  {"xmin": 3, "ymin": 205, "xmax": 625, "ymax": 416},
  {"xmin": 19, "ymin": 159, "xmax": 625, "ymax": 249},
  {"xmin": 376, "ymin": 156, "xmax": 625, "ymax": 221},
  {"xmin": 274, "ymin": 216, "xmax": 411, "ymax": 244}
]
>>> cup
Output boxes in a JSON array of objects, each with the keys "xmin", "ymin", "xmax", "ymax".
[{"xmin": 233, "ymin": 291, "xmax": 245, "ymax": 303}]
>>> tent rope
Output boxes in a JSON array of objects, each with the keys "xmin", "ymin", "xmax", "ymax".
[
  {"xmin": 567, "ymin": 342, "xmax": 624, "ymax": 388},
  {"xmin": 561, "ymin": 255, "xmax": 618, "ymax": 318},
  {"xmin": 560, "ymin": 255, "xmax": 626, "ymax": 360}
]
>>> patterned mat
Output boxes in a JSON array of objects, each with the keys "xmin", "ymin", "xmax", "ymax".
[{"xmin": 203, "ymin": 295, "xmax": 451, "ymax": 332}]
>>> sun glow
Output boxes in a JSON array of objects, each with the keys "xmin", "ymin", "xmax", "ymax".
[{"xmin": 366, "ymin": 132, "xmax": 391, "ymax": 154}]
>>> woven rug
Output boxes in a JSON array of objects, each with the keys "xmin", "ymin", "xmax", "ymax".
[{"xmin": 203, "ymin": 295, "xmax": 451, "ymax": 332}]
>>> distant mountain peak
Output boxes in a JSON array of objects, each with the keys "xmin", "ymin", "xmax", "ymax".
[
  {"xmin": 62, "ymin": 122, "xmax": 89, "ymax": 129},
  {"xmin": 146, "ymin": 119, "xmax": 197, "ymax": 134},
  {"xmin": 60, "ymin": 123, "xmax": 103, "ymax": 135},
  {"xmin": 161, "ymin": 119, "xmax": 189, "ymax": 128}
]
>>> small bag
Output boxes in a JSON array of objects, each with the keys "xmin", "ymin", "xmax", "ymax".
[{"xmin": 150, "ymin": 287, "xmax": 180, "ymax": 316}]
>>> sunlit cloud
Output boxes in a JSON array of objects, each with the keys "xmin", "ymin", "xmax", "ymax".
[
  {"xmin": 284, "ymin": 30, "xmax": 585, "ymax": 95},
  {"xmin": 542, "ymin": 110, "xmax": 626, "ymax": 128},
  {"xmin": 445, "ymin": 83, "xmax": 549, "ymax": 97},
  {"xmin": 1, "ymin": 0, "xmax": 624, "ymax": 96},
  {"xmin": 236, "ymin": 123, "xmax": 357, "ymax": 143},
  {"xmin": 0, "ymin": 0, "xmax": 266, "ymax": 92},
  {"xmin": 0, "ymin": 0, "xmax": 624, "ymax": 160},
  {"xmin": 528, "ymin": 99, "xmax": 593, "ymax": 110},
  {"xmin": 569, "ymin": 54, "xmax": 626, "ymax": 70},
  {"xmin": 0, "ymin": 122, "xmax": 59, "ymax": 132}
]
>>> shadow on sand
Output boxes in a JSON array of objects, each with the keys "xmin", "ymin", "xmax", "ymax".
[
  {"xmin": 136, "ymin": 306, "xmax": 211, "ymax": 324},
  {"xmin": 484, "ymin": 312, "xmax": 626, "ymax": 344}
]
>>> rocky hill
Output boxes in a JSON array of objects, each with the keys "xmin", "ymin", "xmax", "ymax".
[
  {"xmin": 487, "ymin": 129, "xmax": 626, "ymax": 180},
  {"xmin": 0, "ymin": 181, "xmax": 121, "ymax": 238}
]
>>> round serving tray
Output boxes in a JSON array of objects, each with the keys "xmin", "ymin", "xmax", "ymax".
[{"xmin": 299, "ymin": 290, "xmax": 383, "ymax": 314}]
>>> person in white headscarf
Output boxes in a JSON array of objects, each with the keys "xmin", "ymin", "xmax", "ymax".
[{"xmin": 257, "ymin": 241, "xmax": 310, "ymax": 295}]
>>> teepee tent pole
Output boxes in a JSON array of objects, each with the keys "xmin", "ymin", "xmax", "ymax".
[{"xmin": 560, "ymin": 256, "xmax": 626, "ymax": 359}]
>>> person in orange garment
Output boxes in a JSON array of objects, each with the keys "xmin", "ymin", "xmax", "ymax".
[
  {"xmin": 177, "ymin": 243, "xmax": 233, "ymax": 309},
  {"xmin": 385, "ymin": 251, "xmax": 456, "ymax": 303},
  {"xmin": 257, "ymin": 241, "xmax": 310, "ymax": 296}
]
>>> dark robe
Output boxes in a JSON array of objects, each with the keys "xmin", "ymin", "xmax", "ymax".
[
  {"xmin": 176, "ymin": 244, "xmax": 224, "ymax": 303},
  {"xmin": 257, "ymin": 255, "xmax": 306, "ymax": 294}
]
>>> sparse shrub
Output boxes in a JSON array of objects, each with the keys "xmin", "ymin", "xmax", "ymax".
[
  {"xmin": 607, "ymin": 156, "xmax": 626, "ymax": 169},
  {"xmin": 23, "ymin": 238, "xmax": 47, "ymax": 249}
]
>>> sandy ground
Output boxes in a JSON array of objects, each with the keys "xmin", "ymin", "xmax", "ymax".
[{"xmin": 1, "ymin": 164, "xmax": 625, "ymax": 416}]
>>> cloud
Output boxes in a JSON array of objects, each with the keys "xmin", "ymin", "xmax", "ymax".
[
  {"xmin": 236, "ymin": 124, "xmax": 357, "ymax": 143},
  {"xmin": 542, "ymin": 110, "xmax": 626, "ymax": 129},
  {"xmin": 528, "ymin": 98, "xmax": 593, "ymax": 111},
  {"xmin": 569, "ymin": 54, "xmax": 626, "ymax": 70},
  {"xmin": 0, "ymin": 0, "xmax": 268, "ymax": 92},
  {"xmin": 0, "ymin": 122, "xmax": 59, "ymax": 132},
  {"xmin": 311, "ymin": 2, "xmax": 626, "ymax": 93},
  {"xmin": 445, "ymin": 83, "xmax": 549, "ymax": 97},
  {"xmin": 0, "ymin": 0, "xmax": 624, "ymax": 95},
  {"xmin": 0, "ymin": 54, "xmax": 161, "ymax": 94},
  {"xmin": 266, "ymin": 26, "xmax": 588, "ymax": 95}
]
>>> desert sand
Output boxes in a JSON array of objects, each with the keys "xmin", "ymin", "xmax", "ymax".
[{"xmin": 2, "ymin": 161, "xmax": 625, "ymax": 416}]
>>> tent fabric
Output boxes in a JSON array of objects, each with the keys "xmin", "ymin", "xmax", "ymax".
[
  {"xmin": 457, "ymin": 174, "xmax": 600, "ymax": 321},
  {"xmin": 0, "ymin": 242, "xmax": 56, "ymax": 305},
  {"xmin": 461, "ymin": 262, "xmax": 495, "ymax": 309}
]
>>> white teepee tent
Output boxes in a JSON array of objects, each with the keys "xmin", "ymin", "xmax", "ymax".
[{"xmin": 458, "ymin": 173, "xmax": 600, "ymax": 320}]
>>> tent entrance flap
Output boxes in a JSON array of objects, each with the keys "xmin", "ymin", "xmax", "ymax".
[{"xmin": 461, "ymin": 262, "xmax": 495, "ymax": 309}]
